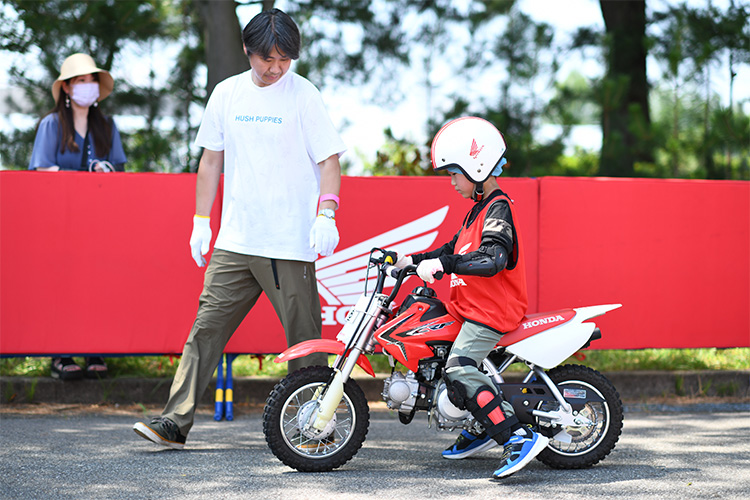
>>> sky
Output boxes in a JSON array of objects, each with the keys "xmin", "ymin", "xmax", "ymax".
[{"xmin": 1, "ymin": 0, "xmax": 747, "ymax": 171}]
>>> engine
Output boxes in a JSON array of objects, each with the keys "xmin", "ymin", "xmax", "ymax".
[
  {"xmin": 432, "ymin": 380, "xmax": 471, "ymax": 430},
  {"xmin": 382, "ymin": 371, "xmax": 421, "ymax": 412},
  {"xmin": 380, "ymin": 344, "xmax": 474, "ymax": 430},
  {"xmin": 381, "ymin": 371, "xmax": 473, "ymax": 430}
]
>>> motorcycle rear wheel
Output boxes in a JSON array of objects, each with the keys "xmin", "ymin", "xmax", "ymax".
[
  {"xmin": 263, "ymin": 365, "xmax": 370, "ymax": 472},
  {"xmin": 535, "ymin": 364, "xmax": 623, "ymax": 469}
]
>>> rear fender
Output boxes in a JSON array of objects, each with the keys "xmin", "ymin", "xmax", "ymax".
[{"xmin": 274, "ymin": 339, "xmax": 376, "ymax": 377}]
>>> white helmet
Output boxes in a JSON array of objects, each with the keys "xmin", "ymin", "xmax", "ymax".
[{"xmin": 431, "ymin": 116, "xmax": 507, "ymax": 184}]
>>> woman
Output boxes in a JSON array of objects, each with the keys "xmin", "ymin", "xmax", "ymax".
[
  {"xmin": 29, "ymin": 53, "xmax": 127, "ymax": 380},
  {"xmin": 29, "ymin": 53, "xmax": 126, "ymax": 173}
]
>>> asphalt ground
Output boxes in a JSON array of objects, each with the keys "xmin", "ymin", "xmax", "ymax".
[
  {"xmin": 1, "ymin": 402, "xmax": 749, "ymax": 500},
  {"xmin": 1, "ymin": 371, "xmax": 748, "ymax": 499}
]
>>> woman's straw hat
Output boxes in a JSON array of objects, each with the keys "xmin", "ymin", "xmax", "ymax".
[{"xmin": 51, "ymin": 53, "xmax": 114, "ymax": 103}]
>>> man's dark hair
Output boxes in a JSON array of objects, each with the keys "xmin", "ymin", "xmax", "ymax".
[{"xmin": 242, "ymin": 8, "xmax": 300, "ymax": 60}]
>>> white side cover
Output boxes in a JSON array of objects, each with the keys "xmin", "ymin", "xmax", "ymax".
[{"xmin": 506, "ymin": 304, "xmax": 622, "ymax": 369}]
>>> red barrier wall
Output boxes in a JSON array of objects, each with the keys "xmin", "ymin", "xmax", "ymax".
[
  {"xmin": 537, "ymin": 177, "xmax": 750, "ymax": 349},
  {"xmin": 0, "ymin": 171, "xmax": 747, "ymax": 355}
]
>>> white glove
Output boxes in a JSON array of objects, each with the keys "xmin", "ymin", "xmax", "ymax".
[
  {"xmin": 189, "ymin": 215, "xmax": 212, "ymax": 267},
  {"xmin": 416, "ymin": 258, "xmax": 444, "ymax": 283},
  {"xmin": 394, "ymin": 254, "xmax": 413, "ymax": 269},
  {"xmin": 310, "ymin": 215, "xmax": 339, "ymax": 257}
]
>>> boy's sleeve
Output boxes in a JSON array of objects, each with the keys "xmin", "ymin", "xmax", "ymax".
[
  {"xmin": 410, "ymin": 231, "xmax": 459, "ymax": 265},
  {"xmin": 478, "ymin": 199, "xmax": 514, "ymax": 253},
  {"xmin": 441, "ymin": 200, "xmax": 514, "ymax": 276}
]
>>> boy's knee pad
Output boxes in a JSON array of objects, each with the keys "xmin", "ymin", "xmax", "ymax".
[
  {"xmin": 444, "ymin": 376, "xmax": 468, "ymax": 410},
  {"xmin": 442, "ymin": 357, "xmax": 478, "ymax": 410},
  {"xmin": 464, "ymin": 385, "xmax": 519, "ymax": 444}
]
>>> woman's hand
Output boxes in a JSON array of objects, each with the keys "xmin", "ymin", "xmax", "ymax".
[{"xmin": 90, "ymin": 160, "xmax": 115, "ymax": 172}]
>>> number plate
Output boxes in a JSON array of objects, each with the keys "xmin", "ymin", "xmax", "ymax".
[{"xmin": 336, "ymin": 293, "xmax": 371, "ymax": 345}]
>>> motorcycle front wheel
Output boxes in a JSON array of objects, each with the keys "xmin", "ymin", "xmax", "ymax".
[
  {"xmin": 262, "ymin": 365, "xmax": 370, "ymax": 472},
  {"xmin": 535, "ymin": 364, "xmax": 624, "ymax": 469}
]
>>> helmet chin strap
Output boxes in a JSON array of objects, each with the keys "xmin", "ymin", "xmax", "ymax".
[{"xmin": 472, "ymin": 183, "xmax": 484, "ymax": 202}]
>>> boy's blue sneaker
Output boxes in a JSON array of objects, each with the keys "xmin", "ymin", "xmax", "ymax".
[
  {"xmin": 491, "ymin": 429, "xmax": 549, "ymax": 479},
  {"xmin": 442, "ymin": 430, "xmax": 497, "ymax": 460}
]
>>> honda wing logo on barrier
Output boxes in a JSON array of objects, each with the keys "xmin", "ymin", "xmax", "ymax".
[{"xmin": 316, "ymin": 206, "xmax": 450, "ymax": 326}]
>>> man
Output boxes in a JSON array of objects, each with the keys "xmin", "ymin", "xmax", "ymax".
[{"xmin": 134, "ymin": 8, "xmax": 345, "ymax": 449}]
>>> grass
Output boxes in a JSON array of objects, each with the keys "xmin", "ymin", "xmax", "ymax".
[{"xmin": 1, "ymin": 348, "xmax": 747, "ymax": 378}]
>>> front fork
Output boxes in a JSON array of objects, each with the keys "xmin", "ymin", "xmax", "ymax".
[{"xmin": 305, "ymin": 303, "xmax": 386, "ymax": 433}]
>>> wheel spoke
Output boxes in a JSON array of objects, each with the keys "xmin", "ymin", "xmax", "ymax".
[{"xmin": 264, "ymin": 366, "xmax": 370, "ymax": 471}]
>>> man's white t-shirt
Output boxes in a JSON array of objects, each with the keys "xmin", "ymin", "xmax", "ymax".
[{"xmin": 195, "ymin": 70, "xmax": 346, "ymax": 262}]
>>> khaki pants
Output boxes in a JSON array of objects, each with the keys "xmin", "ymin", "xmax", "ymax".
[
  {"xmin": 163, "ymin": 249, "xmax": 327, "ymax": 435},
  {"xmin": 444, "ymin": 321, "xmax": 515, "ymax": 417}
]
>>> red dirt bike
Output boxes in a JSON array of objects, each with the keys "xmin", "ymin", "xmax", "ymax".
[{"xmin": 263, "ymin": 249, "xmax": 624, "ymax": 472}]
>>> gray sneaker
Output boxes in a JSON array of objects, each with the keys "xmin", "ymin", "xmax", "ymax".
[{"xmin": 133, "ymin": 417, "xmax": 186, "ymax": 450}]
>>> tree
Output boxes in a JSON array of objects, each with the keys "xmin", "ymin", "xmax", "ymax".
[
  {"xmin": 0, "ymin": 0, "xmax": 169, "ymax": 115},
  {"xmin": 598, "ymin": 0, "xmax": 652, "ymax": 177},
  {"xmin": 193, "ymin": 0, "xmax": 249, "ymax": 98},
  {"xmin": 0, "ymin": 0, "xmax": 178, "ymax": 171},
  {"xmin": 362, "ymin": 127, "xmax": 431, "ymax": 176},
  {"xmin": 648, "ymin": 1, "xmax": 750, "ymax": 179}
]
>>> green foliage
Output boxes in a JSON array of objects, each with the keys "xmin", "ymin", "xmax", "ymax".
[
  {"xmin": 0, "ymin": 0, "xmax": 194, "ymax": 172},
  {"xmin": 0, "ymin": 127, "xmax": 36, "ymax": 170},
  {"xmin": 122, "ymin": 127, "xmax": 186, "ymax": 173},
  {"xmin": 0, "ymin": 0, "xmax": 171, "ymax": 115},
  {"xmin": 362, "ymin": 127, "xmax": 433, "ymax": 176},
  {"xmin": 373, "ymin": 348, "xmax": 750, "ymax": 375},
  {"xmin": 647, "ymin": 1, "xmax": 750, "ymax": 180},
  {"xmin": 1, "ymin": 0, "xmax": 748, "ymax": 178},
  {"xmin": 537, "ymin": 148, "xmax": 600, "ymax": 177},
  {"xmin": 565, "ymin": 348, "xmax": 750, "ymax": 372},
  {"xmin": 2, "ymin": 348, "xmax": 747, "ymax": 378}
]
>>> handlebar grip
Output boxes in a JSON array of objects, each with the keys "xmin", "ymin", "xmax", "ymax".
[
  {"xmin": 383, "ymin": 263, "xmax": 401, "ymax": 279},
  {"xmin": 434, "ymin": 271, "xmax": 444, "ymax": 281},
  {"xmin": 383, "ymin": 263, "xmax": 417, "ymax": 280}
]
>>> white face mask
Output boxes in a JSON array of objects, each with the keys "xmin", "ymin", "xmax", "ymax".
[{"xmin": 71, "ymin": 82, "xmax": 100, "ymax": 108}]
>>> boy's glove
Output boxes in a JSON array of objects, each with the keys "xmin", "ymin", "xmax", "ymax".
[
  {"xmin": 310, "ymin": 215, "xmax": 339, "ymax": 256},
  {"xmin": 190, "ymin": 215, "xmax": 212, "ymax": 267},
  {"xmin": 394, "ymin": 254, "xmax": 413, "ymax": 269},
  {"xmin": 416, "ymin": 258, "xmax": 444, "ymax": 283}
]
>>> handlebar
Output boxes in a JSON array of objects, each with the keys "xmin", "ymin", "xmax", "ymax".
[
  {"xmin": 382, "ymin": 263, "xmax": 444, "ymax": 281},
  {"xmin": 369, "ymin": 248, "xmax": 443, "ymax": 300}
]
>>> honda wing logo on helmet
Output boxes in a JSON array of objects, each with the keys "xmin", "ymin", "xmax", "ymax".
[
  {"xmin": 469, "ymin": 138, "xmax": 484, "ymax": 159},
  {"xmin": 315, "ymin": 206, "xmax": 449, "ymax": 325}
]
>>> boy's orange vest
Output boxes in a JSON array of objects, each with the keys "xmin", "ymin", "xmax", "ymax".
[{"xmin": 445, "ymin": 193, "xmax": 528, "ymax": 334}]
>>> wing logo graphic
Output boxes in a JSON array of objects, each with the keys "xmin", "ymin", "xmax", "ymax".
[
  {"xmin": 470, "ymin": 138, "xmax": 484, "ymax": 159},
  {"xmin": 450, "ymin": 242, "xmax": 471, "ymax": 288},
  {"xmin": 316, "ymin": 206, "xmax": 450, "ymax": 326}
]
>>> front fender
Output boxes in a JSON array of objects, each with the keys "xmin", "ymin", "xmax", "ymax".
[{"xmin": 274, "ymin": 339, "xmax": 376, "ymax": 377}]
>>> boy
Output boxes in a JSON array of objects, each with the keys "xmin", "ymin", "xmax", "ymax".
[{"xmin": 396, "ymin": 117, "xmax": 548, "ymax": 480}]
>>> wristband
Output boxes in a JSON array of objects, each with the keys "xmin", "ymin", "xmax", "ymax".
[
  {"xmin": 319, "ymin": 193, "xmax": 340, "ymax": 208},
  {"xmin": 194, "ymin": 214, "xmax": 210, "ymax": 219}
]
